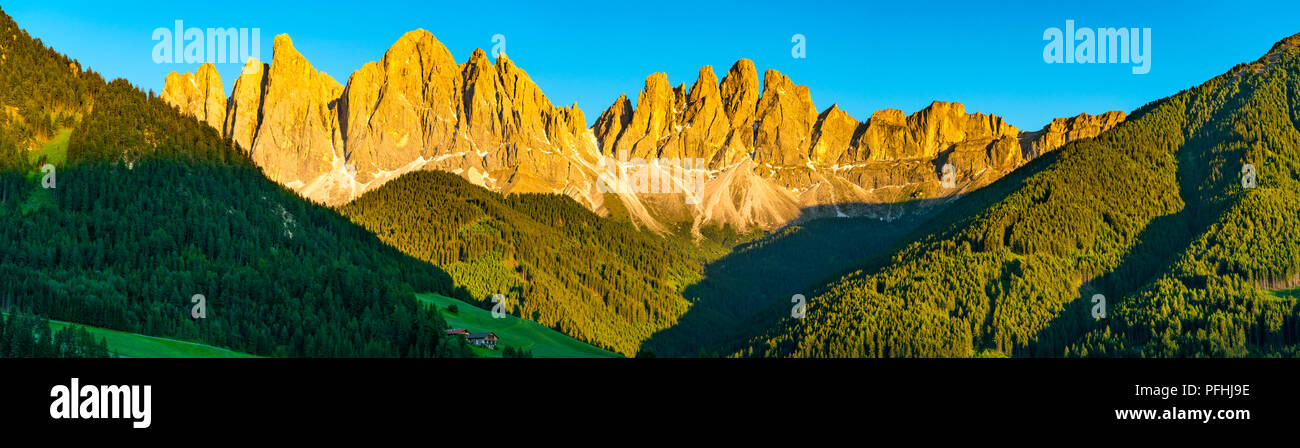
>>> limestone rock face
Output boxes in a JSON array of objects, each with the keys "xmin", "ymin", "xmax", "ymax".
[
  {"xmin": 593, "ymin": 94, "xmax": 632, "ymax": 155},
  {"xmin": 720, "ymin": 60, "xmax": 760, "ymax": 129},
  {"xmin": 851, "ymin": 101, "xmax": 1019, "ymax": 162},
  {"xmin": 475, "ymin": 51, "xmax": 601, "ymax": 201},
  {"xmin": 753, "ymin": 69, "xmax": 817, "ymax": 167},
  {"xmin": 159, "ymin": 30, "xmax": 602, "ymax": 208},
  {"xmin": 224, "ymin": 57, "xmax": 268, "ymax": 153},
  {"xmin": 590, "ymin": 63, "xmax": 1123, "ymax": 234},
  {"xmin": 1021, "ymin": 110, "xmax": 1127, "ymax": 159},
  {"xmin": 809, "ymin": 105, "xmax": 859, "ymax": 167},
  {"xmin": 160, "ymin": 63, "xmax": 226, "ymax": 131},
  {"xmin": 250, "ymin": 34, "xmax": 343, "ymax": 192},
  {"xmin": 660, "ymin": 66, "xmax": 729, "ymax": 162},
  {"xmin": 613, "ymin": 72, "xmax": 679, "ymax": 161},
  {"xmin": 712, "ymin": 59, "xmax": 761, "ymax": 167},
  {"xmin": 339, "ymin": 29, "xmax": 460, "ymax": 187},
  {"xmin": 593, "ymin": 61, "xmax": 755, "ymax": 169},
  {"xmin": 157, "ymin": 30, "xmax": 1126, "ymax": 234}
]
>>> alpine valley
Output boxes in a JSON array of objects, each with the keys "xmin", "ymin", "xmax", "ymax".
[
  {"xmin": 153, "ymin": 28, "xmax": 1127, "ymax": 356},
  {"xmin": 4, "ymin": 5, "xmax": 1299, "ymax": 358}
]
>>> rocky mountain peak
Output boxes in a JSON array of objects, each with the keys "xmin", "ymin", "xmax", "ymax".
[
  {"xmin": 272, "ymin": 33, "xmax": 292, "ymax": 54},
  {"xmin": 613, "ymin": 72, "xmax": 678, "ymax": 160},
  {"xmin": 593, "ymin": 93, "xmax": 633, "ymax": 155},
  {"xmin": 387, "ymin": 29, "xmax": 444, "ymax": 59},
  {"xmin": 869, "ymin": 108, "xmax": 906, "ymax": 126},
  {"xmin": 719, "ymin": 59, "xmax": 760, "ymax": 128},
  {"xmin": 160, "ymin": 62, "xmax": 226, "ymax": 131},
  {"xmin": 250, "ymin": 34, "xmax": 343, "ymax": 189},
  {"xmin": 465, "ymin": 47, "xmax": 492, "ymax": 70},
  {"xmin": 336, "ymin": 27, "xmax": 460, "ymax": 197},
  {"xmin": 688, "ymin": 66, "xmax": 720, "ymax": 100},
  {"xmin": 753, "ymin": 69, "xmax": 817, "ymax": 166},
  {"xmin": 809, "ymin": 104, "xmax": 860, "ymax": 167}
]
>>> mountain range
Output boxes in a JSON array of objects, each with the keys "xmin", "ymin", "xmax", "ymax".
[
  {"xmin": 7, "ymin": 5, "xmax": 1300, "ymax": 358},
  {"xmin": 160, "ymin": 30, "xmax": 1124, "ymax": 236}
]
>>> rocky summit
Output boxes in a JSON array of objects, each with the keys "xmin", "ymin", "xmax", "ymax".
[
  {"xmin": 162, "ymin": 30, "xmax": 603, "ymax": 208},
  {"xmin": 160, "ymin": 32, "xmax": 1124, "ymax": 233},
  {"xmin": 160, "ymin": 63, "xmax": 226, "ymax": 131},
  {"xmin": 591, "ymin": 60, "xmax": 1126, "ymax": 235}
]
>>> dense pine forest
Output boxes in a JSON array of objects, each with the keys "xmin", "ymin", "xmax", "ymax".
[
  {"xmin": 742, "ymin": 34, "xmax": 1300, "ymax": 358},
  {"xmin": 0, "ymin": 9, "xmax": 470, "ymax": 357},
  {"xmin": 338, "ymin": 171, "xmax": 703, "ymax": 356}
]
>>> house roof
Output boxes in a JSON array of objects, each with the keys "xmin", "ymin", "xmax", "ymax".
[{"xmin": 466, "ymin": 332, "xmax": 496, "ymax": 339}]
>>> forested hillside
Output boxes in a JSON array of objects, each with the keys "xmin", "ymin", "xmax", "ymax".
[
  {"xmin": 0, "ymin": 9, "xmax": 470, "ymax": 357},
  {"xmin": 338, "ymin": 171, "xmax": 703, "ymax": 356},
  {"xmin": 643, "ymin": 213, "xmax": 929, "ymax": 356},
  {"xmin": 744, "ymin": 33, "xmax": 1300, "ymax": 358},
  {"xmin": 0, "ymin": 5, "xmax": 93, "ymax": 193}
]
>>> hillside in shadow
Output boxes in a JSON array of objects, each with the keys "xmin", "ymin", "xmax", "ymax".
[{"xmin": 643, "ymin": 147, "xmax": 1069, "ymax": 357}]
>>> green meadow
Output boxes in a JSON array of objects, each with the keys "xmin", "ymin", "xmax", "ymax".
[
  {"xmin": 29, "ymin": 127, "xmax": 71, "ymax": 166},
  {"xmin": 417, "ymin": 293, "xmax": 621, "ymax": 358},
  {"xmin": 42, "ymin": 317, "xmax": 257, "ymax": 358}
]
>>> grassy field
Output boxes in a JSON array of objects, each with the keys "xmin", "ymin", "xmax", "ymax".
[
  {"xmin": 40, "ymin": 317, "xmax": 257, "ymax": 358},
  {"xmin": 28, "ymin": 127, "xmax": 71, "ymax": 166},
  {"xmin": 417, "ymin": 293, "xmax": 621, "ymax": 358}
]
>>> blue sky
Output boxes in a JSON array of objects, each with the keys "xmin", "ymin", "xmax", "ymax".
[{"xmin": 5, "ymin": 0, "xmax": 1299, "ymax": 130}]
